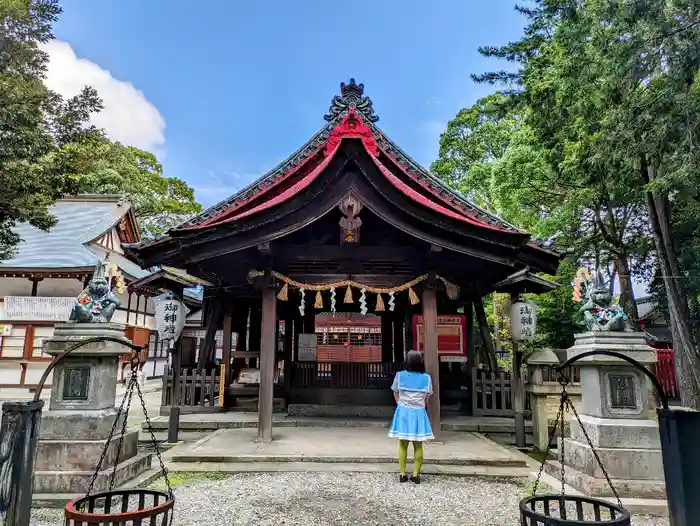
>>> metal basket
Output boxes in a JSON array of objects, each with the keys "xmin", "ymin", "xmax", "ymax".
[
  {"xmin": 64, "ymin": 488, "xmax": 174, "ymax": 525},
  {"xmin": 519, "ymin": 495, "xmax": 631, "ymax": 525}
]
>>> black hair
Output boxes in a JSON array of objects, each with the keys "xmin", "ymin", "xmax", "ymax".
[{"xmin": 404, "ymin": 350, "xmax": 426, "ymax": 373}]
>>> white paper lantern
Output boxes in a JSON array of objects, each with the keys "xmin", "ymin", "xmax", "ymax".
[
  {"xmin": 153, "ymin": 292, "xmax": 189, "ymax": 347},
  {"xmin": 510, "ymin": 300, "xmax": 537, "ymax": 342}
]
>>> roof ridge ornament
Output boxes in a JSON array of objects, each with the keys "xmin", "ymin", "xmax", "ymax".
[
  {"xmin": 324, "ymin": 78, "xmax": 379, "ymax": 123},
  {"xmin": 325, "ymin": 109, "xmax": 379, "ymax": 157}
]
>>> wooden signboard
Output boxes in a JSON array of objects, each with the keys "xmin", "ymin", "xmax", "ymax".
[{"xmin": 412, "ymin": 315, "xmax": 467, "ymax": 362}]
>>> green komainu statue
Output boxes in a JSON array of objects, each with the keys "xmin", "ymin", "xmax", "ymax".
[
  {"xmin": 68, "ymin": 264, "xmax": 121, "ymax": 323},
  {"xmin": 574, "ymin": 268, "xmax": 630, "ymax": 332}
]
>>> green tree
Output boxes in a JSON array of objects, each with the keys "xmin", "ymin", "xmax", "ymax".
[
  {"xmin": 0, "ymin": 0, "xmax": 201, "ymax": 256},
  {"xmin": 433, "ymin": 92, "xmax": 651, "ymax": 321},
  {"xmin": 0, "ymin": 0, "xmax": 102, "ymax": 260},
  {"xmin": 69, "ymin": 139, "xmax": 202, "ymax": 235},
  {"xmin": 472, "ymin": 0, "xmax": 700, "ymax": 407}
]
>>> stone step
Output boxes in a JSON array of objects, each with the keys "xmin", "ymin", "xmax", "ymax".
[
  {"xmin": 288, "ymin": 404, "xmax": 394, "ymax": 418},
  {"xmin": 170, "ymin": 452, "xmax": 526, "ymax": 467},
  {"xmin": 33, "ymin": 453, "xmax": 152, "ymax": 494},
  {"xmin": 36, "ymin": 431, "xmax": 138, "ymax": 471},
  {"xmin": 143, "ymin": 415, "xmax": 533, "ymax": 434},
  {"xmin": 543, "ymin": 459, "xmax": 666, "ymax": 500},
  {"xmin": 167, "ymin": 460, "xmax": 534, "ymax": 478}
]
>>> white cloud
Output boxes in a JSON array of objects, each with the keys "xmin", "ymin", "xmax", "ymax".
[{"xmin": 40, "ymin": 40, "xmax": 166, "ymax": 152}]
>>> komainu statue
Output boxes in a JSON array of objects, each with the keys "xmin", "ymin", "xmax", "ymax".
[
  {"xmin": 69, "ymin": 264, "xmax": 121, "ymax": 323},
  {"xmin": 573, "ymin": 267, "xmax": 630, "ymax": 332}
]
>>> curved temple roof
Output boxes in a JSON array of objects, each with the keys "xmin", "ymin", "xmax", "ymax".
[
  {"xmin": 127, "ymin": 80, "xmax": 561, "ymax": 273},
  {"xmin": 174, "ymin": 79, "xmax": 525, "ymax": 236}
]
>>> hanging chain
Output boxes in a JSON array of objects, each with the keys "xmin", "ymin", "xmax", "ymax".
[
  {"xmin": 134, "ymin": 372, "xmax": 174, "ymax": 498},
  {"xmin": 531, "ymin": 379, "xmax": 568, "ymax": 497},
  {"xmin": 566, "ymin": 396, "xmax": 624, "ymax": 509},
  {"xmin": 85, "ymin": 366, "xmax": 134, "ymax": 498},
  {"xmin": 559, "ymin": 382, "xmax": 568, "ymax": 497},
  {"xmin": 108, "ymin": 364, "xmax": 137, "ymax": 491}
]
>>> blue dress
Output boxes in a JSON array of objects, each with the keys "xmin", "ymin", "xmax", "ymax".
[{"xmin": 388, "ymin": 371, "xmax": 434, "ymax": 441}]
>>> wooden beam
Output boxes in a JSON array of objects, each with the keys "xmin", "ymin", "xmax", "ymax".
[
  {"xmin": 273, "ymin": 245, "xmax": 422, "ymax": 262},
  {"xmin": 422, "ymin": 278, "xmax": 441, "ymax": 439},
  {"xmin": 258, "ymin": 274, "xmax": 277, "ymax": 443},
  {"xmin": 473, "ymin": 297, "xmax": 497, "ymax": 372}
]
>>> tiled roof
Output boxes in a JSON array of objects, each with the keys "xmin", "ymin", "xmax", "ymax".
[
  {"xmin": 0, "ymin": 196, "xmax": 148, "ymax": 279},
  {"xmin": 636, "ymin": 295, "xmax": 658, "ymax": 321}
]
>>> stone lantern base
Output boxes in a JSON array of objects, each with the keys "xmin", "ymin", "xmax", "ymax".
[
  {"xmin": 34, "ymin": 323, "xmax": 151, "ymax": 495},
  {"xmin": 544, "ymin": 331, "xmax": 666, "ymax": 500}
]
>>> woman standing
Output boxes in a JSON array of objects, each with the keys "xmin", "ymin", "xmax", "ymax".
[{"xmin": 388, "ymin": 350, "xmax": 434, "ymax": 484}]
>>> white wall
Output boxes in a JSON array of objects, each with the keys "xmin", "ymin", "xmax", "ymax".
[{"xmin": 0, "ymin": 276, "xmax": 162, "ymax": 392}]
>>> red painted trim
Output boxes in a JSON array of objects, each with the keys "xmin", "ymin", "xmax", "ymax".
[
  {"xmin": 325, "ymin": 109, "xmax": 378, "ymax": 157},
  {"xmin": 364, "ymin": 144, "xmax": 508, "ymax": 230},
  {"xmin": 201, "ymin": 145, "xmax": 341, "ymax": 227},
  {"xmin": 376, "ymin": 146, "xmax": 514, "ymax": 234}
]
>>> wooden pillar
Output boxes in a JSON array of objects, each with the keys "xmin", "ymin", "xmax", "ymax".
[
  {"xmin": 249, "ymin": 304, "xmax": 262, "ymax": 368},
  {"xmin": 474, "ymin": 297, "xmax": 497, "ymax": 372},
  {"xmin": 404, "ymin": 312, "xmax": 413, "ymax": 353},
  {"xmin": 222, "ymin": 309, "xmax": 233, "ymax": 386},
  {"xmin": 465, "ymin": 300, "xmax": 476, "ymax": 365},
  {"xmin": 392, "ymin": 312, "xmax": 405, "ymax": 363},
  {"xmin": 381, "ymin": 313, "xmax": 393, "ymax": 362},
  {"xmin": 283, "ymin": 306, "xmax": 294, "ymax": 388},
  {"xmin": 199, "ymin": 298, "xmax": 224, "ymax": 371},
  {"xmin": 168, "ymin": 337, "xmax": 182, "ymax": 443},
  {"xmin": 510, "ymin": 291, "xmax": 526, "ymax": 448},
  {"xmin": 292, "ymin": 313, "xmax": 302, "ymax": 361},
  {"xmin": 422, "ymin": 281, "xmax": 441, "ymax": 439},
  {"xmin": 258, "ymin": 278, "xmax": 277, "ymax": 443},
  {"xmin": 302, "ymin": 308, "xmax": 315, "ymax": 335}
]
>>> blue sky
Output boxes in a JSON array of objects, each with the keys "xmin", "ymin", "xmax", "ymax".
[{"xmin": 52, "ymin": 1, "xmax": 526, "ymax": 208}]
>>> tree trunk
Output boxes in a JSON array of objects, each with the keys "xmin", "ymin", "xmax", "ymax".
[
  {"xmin": 643, "ymin": 160, "xmax": 700, "ymax": 408},
  {"xmin": 615, "ymin": 254, "xmax": 639, "ymax": 322}
]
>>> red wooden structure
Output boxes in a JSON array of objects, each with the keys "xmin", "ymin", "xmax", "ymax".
[{"xmin": 655, "ymin": 349, "xmax": 678, "ymax": 399}]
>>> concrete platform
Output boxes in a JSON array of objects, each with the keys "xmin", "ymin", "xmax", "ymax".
[{"xmin": 169, "ymin": 427, "xmax": 527, "ymax": 467}]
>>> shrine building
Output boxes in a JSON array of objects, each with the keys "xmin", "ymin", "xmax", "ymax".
[{"xmin": 124, "ymin": 79, "xmax": 562, "ymax": 441}]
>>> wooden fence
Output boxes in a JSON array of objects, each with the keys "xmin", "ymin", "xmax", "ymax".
[
  {"xmin": 471, "ymin": 369, "xmax": 514, "ymax": 416},
  {"xmin": 161, "ymin": 366, "xmax": 221, "ymax": 407},
  {"xmin": 289, "ymin": 362, "xmax": 402, "ymax": 390},
  {"xmin": 472, "ymin": 365, "xmax": 581, "ymax": 417}
]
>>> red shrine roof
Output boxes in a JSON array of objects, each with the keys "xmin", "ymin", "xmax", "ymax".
[{"xmin": 174, "ymin": 79, "xmax": 527, "ymax": 238}]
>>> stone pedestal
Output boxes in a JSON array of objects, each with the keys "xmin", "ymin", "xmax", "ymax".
[
  {"xmin": 526, "ymin": 349, "xmax": 563, "ymax": 453},
  {"xmin": 35, "ymin": 323, "xmax": 151, "ymax": 495},
  {"xmin": 545, "ymin": 332, "xmax": 666, "ymax": 500}
]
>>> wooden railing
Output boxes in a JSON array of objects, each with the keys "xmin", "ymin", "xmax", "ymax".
[
  {"xmin": 161, "ymin": 366, "xmax": 221, "ymax": 407},
  {"xmin": 289, "ymin": 362, "xmax": 402, "ymax": 390},
  {"xmin": 471, "ymin": 368, "xmax": 514, "ymax": 417}
]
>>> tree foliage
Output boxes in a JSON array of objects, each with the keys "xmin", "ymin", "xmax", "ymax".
[
  {"xmin": 453, "ymin": 0, "xmax": 700, "ymax": 407},
  {"xmin": 0, "ymin": 0, "xmax": 100, "ymax": 260},
  {"xmin": 0, "ymin": 0, "xmax": 201, "ymax": 259},
  {"xmin": 67, "ymin": 139, "xmax": 202, "ymax": 235}
]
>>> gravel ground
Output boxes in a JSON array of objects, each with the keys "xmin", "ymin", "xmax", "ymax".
[{"xmin": 30, "ymin": 472, "xmax": 669, "ymax": 525}]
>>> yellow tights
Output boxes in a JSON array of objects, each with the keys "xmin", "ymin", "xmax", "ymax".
[{"xmin": 398, "ymin": 440, "xmax": 424, "ymax": 477}]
